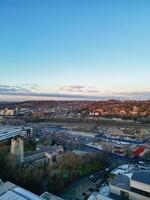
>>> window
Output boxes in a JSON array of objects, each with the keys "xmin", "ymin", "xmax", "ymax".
[
  {"xmin": 131, "ymin": 187, "xmax": 150, "ymax": 198},
  {"xmin": 120, "ymin": 190, "xmax": 129, "ymax": 199}
]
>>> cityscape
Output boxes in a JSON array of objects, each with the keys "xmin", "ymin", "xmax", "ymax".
[
  {"xmin": 0, "ymin": 1, "xmax": 150, "ymax": 200},
  {"xmin": 0, "ymin": 100, "xmax": 150, "ymax": 200}
]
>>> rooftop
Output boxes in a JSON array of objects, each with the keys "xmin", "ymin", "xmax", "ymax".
[
  {"xmin": 88, "ymin": 193, "xmax": 114, "ymax": 200},
  {"xmin": 111, "ymin": 164, "xmax": 150, "ymax": 179},
  {"xmin": 24, "ymin": 150, "xmax": 45, "ymax": 158},
  {"xmin": 24, "ymin": 145, "xmax": 63, "ymax": 158},
  {"xmin": 131, "ymin": 170, "xmax": 150, "ymax": 185},
  {"xmin": 110, "ymin": 174, "xmax": 130, "ymax": 190},
  {"xmin": 41, "ymin": 192, "xmax": 64, "ymax": 200},
  {"xmin": 0, "ymin": 126, "xmax": 28, "ymax": 141},
  {"xmin": 0, "ymin": 181, "xmax": 44, "ymax": 200}
]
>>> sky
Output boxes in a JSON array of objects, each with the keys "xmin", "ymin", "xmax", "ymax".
[{"xmin": 0, "ymin": 0, "xmax": 150, "ymax": 101}]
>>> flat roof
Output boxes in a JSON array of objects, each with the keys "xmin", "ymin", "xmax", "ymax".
[
  {"xmin": 0, "ymin": 126, "xmax": 25, "ymax": 141},
  {"xmin": 0, "ymin": 126, "xmax": 22, "ymax": 134},
  {"xmin": 110, "ymin": 174, "xmax": 130, "ymax": 190},
  {"xmin": 0, "ymin": 181, "xmax": 44, "ymax": 200},
  {"xmin": 131, "ymin": 170, "xmax": 150, "ymax": 185},
  {"xmin": 41, "ymin": 192, "xmax": 64, "ymax": 200},
  {"xmin": 14, "ymin": 187, "xmax": 43, "ymax": 200},
  {"xmin": 0, "ymin": 190, "xmax": 27, "ymax": 200},
  {"xmin": 88, "ymin": 193, "xmax": 114, "ymax": 200},
  {"xmin": 0, "ymin": 181, "xmax": 15, "ymax": 196}
]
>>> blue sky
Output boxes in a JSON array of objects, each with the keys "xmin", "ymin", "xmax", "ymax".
[{"xmin": 0, "ymin": 0, "xmax": 150, "ymax": 100}]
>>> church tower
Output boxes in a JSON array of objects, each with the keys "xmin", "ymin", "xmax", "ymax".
[{"xmin": 10, "ymin": 138, "xmax": 24, "ymax": 164}]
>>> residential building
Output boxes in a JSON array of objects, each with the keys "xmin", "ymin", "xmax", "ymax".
[
  {"xmin": 88, "ymin": 165, "xmax": 150, "ymax": 200},
  {"xmin": 109, "ymin": 170, "xmax": 150, "ymax": 200}
]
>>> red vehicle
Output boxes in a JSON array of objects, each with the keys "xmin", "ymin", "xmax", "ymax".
[{"xmin": 132, "ymin": 146, "xmax": 145, "ymax": 156}]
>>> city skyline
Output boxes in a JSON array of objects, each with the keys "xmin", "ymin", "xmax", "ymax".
[{"xmin": 0, "ymin": 0, "xmax": 150, "ymax": 101}]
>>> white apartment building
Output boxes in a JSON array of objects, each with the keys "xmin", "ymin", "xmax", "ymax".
[{"xmin": 109, "ymin": 170, "xmax": 150, "ymax": 200}]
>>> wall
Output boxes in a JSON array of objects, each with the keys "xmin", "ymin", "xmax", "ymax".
[{"xmin": 110, "ymin": 184, "xmax": 150, "ymax": 200}]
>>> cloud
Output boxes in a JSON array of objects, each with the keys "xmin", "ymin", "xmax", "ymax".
[
  {"xmin": 0, "ymin": 85, "xmax": 31, "ymax": 94},
  {"xmin": 0, "ymin": 84, "xmax": 117, "ymax": 100},
  {"xmin": 60, "ymin": 85, "xmax": 86, "ymax": 92},
  {"xmin": 59, "ymin": 85, "xmax": 101, "ymax": 93},
  {"xmin": 0, "ymin": 84, "xmax": 150, "ymax": 101},
  {"xmin": 21, "ymin": 84, "xmax": 39, "ymax": 90},
  {"xmin": 115, "ymin": 91, "xmax": 150, "ymax": 100}
]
